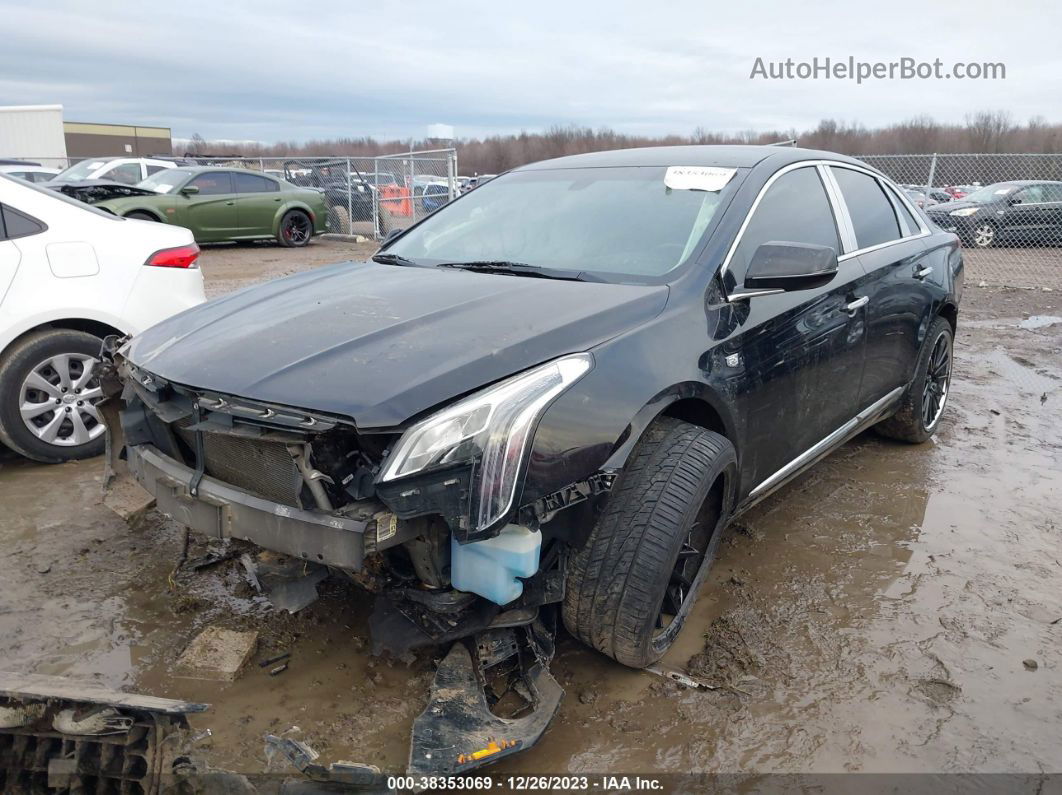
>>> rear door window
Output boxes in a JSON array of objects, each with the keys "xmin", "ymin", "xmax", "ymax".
[
  {"xmin": 831, "ymin": 167, "xmax": 902, "ymax": 250},
  {"xmin": 234, "ymin": 172, "xmax": 280, "ymax": 193},
  {"xmin": 728, "ymin": 166, "xmax": 840, "ymax": 281}
]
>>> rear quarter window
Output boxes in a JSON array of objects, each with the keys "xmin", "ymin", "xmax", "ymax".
[{"xmin": 0, "ymin": 204, "xmax": 47, "ymax": 240}]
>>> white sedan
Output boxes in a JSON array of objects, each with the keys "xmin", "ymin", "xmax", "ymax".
[{"xmin": 0, "ymin": 174, "xmax": 205, "ymax": 462}]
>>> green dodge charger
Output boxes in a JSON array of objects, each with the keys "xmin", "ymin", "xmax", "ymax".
[{"xmin": 91, "ymin": 166, "xmax": 328, "ymax": 246}]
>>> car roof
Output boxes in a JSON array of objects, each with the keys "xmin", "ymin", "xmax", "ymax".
[
  {"xmin": 514, "ymin": 144, "xmax": 870, "ymax": 171},
  {"xmin": 994, "ymin": 179, "xmax": 1062, "ymax": 186},
  {"xmin": 174, "ymin": 165, "xmax": 276, "ymax": 176}
]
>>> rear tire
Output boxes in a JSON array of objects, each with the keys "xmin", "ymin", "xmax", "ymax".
[
  {"xmin": 563, "ymin": 418, "xmax": 736, "ymax": 669},
  {"xmin": 328, "ymin": 205, "xmax": 351, "ymax": 235},
  {"xmin": 875, "ymin": 316, "xmax": 953, "ymax": 443},
  {"xmin": 278, "ymin": 210, "xmax": 312, "ymax": 247},
  {"xmin": 0, "ymin": 329, "xmax": 107, "ymax": 463}
]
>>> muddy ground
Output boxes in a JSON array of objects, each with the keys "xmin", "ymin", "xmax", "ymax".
[{"xmin": 0, "ymin": 237, "xmax": 1060, "ymax": 782}]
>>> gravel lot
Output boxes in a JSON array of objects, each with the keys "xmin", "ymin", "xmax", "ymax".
[{"xmin": 1, "ymin": 238, "xmax": 1059, "ymax": 782}]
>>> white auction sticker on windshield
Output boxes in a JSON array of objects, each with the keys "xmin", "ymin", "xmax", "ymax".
[{"xmin": 665, "ymin": 166, "xmax": 736, "ymax": 192}]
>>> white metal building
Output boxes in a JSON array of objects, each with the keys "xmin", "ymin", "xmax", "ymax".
[{"xmin": 0, "ymin": 105, "xmax": 68, "ymax": 167}]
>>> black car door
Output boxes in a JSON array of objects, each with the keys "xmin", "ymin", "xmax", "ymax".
[
  {"xmin": 828, "ymin": 166, "xmax": 932, "ymax": 406},
  {"xmin": 719, "ymin": 164, "xmax": 868, "ymax": 493},
  {"xmin": 1001, "ymin": 184, "xmax": 1049, "ymax": 244}
]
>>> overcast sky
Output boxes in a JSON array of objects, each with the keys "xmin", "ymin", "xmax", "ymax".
[{"xmin": 3, "ymin": 0, "xmax": 1059, "ymax": 143}]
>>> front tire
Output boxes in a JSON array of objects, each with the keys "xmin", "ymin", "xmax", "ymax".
[
  {"xmin": 970, "ymin": 222, "xmax": 997, "ymax": 248},
  {"xmin": 278, "ymin": 210, "xmax": 312, "ymax": 247},
  {"xmin": 563, "ymin": 418, "xmax": 736, "ymax": 669},
  {"xmin": 125, "ymin": 211, "xmax": 160, "ymax": 222},
  {"xmin": 0, "ymin": 329, "xmax": 107, "ymax": 463},
  {"xmin": 876, "ymin": 316, "xmax": 953, "ymax": 443}
]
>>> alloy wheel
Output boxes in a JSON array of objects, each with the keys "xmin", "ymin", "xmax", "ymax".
[
  {"xmin": 283, "ymin": 213, "xmax": 311, "ymax": 244},
  {"xmin": 921, "ymin": 331, "xmax": 952, "ymax": 431},
  {"xmin": 653, "ymin": 487, "xmax": 721, "ymax": 640},
  {"xmin": 972, "ymin": 223, "xmax": 995, "ymax": 248},
  {"xmin": 19, "ymin": 353, "xmax": 105, "ymax": 447}
]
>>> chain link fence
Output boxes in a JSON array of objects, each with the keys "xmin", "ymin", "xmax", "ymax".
[
  {"xmin": 857, "ymin": 153, "xmax": 1062, "ymax": 290},
  {"xmin": 188, "ymin": 149, "xmax": 459, "ymax": 239},
  {"xmin": 5, "ymin": 149, "xmax": 459, "ymax": 240},
  {"xmin": 7, "ymin": 149, "xmax": 1062, "ymax": 288}
]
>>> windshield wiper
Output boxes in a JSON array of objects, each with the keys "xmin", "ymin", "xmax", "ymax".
[
  {"xmin": 436, "ymin": 260, "xmax": 601, "ymax": 282},
  {"xmin": 372, "ymin": 252, "xmax": 422, "ymax": 267}
]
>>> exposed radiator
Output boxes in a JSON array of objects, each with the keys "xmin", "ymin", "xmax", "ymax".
[{"xmin": 175, "ymin": 424, "xmax": 304, "ymax": 507}]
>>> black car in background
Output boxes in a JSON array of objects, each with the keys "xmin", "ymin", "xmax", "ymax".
[
  {"xmin": 104, "ymin": 145, "xmax": 961, "ymax": 773},
  {"xmin": 926, "ymin": 180, "xmax": 1062, "ymax": 247}
]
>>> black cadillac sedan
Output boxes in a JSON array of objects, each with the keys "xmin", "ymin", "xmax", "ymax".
[{"xmin": 102, "ymin": 144, "xmax": 961, "ymax": 771}]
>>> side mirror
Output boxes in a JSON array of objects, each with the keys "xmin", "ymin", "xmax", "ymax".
[
  {"xmin": 1007, "ymin": 195, "xmax": 1022, "ymax": 205},
  {"xmin": 744, "ymin": 241, "xmax": 838, "ymax": 292},
  {"xmin": 180, "ymin": 184, "xmax": 200, "ymax": 196},
  {"xmin": 383, "ymin": 228, "xmax": 403, "ymax": 244}
]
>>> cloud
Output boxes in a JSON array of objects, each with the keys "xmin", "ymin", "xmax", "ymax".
[{"xmin": 1, "ymin": 0, "xmax": 1057, "ymax": 142}]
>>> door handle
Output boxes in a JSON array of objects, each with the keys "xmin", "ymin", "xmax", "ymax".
[
  {"xmin": 225, "ymin": 201, "xmax": 235, "ymax": 206},
  {"xmin": 845, "ymin": 296, "xmax": 869, "ymax": 314},
  {"xmin": 915, "ymin": 266, "xmax": 933, "ymax": 279}
]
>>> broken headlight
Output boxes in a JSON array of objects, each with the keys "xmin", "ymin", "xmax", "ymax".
[{"xmin": 378, "ymin": 353, "xmax": 593, "ymax": 535}]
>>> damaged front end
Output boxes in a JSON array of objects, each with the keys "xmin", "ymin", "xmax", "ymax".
[{"xmin": 98, "ymin": 339, "xmax": 598, "ymax": 777}]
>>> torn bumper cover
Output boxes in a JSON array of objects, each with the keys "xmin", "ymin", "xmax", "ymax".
[{"xmin": 127, "ymin": 443, "xmax": 370, "ymax": 570}]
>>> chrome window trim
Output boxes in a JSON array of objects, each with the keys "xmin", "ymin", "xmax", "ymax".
[
  {"xmin": 720, "ymin": 159, "xmax": 934, "ymax": 302},
  {"xmin": 818, "ymin": 164, "xmax": 858, "ymax": 252},
  {"xmin": 827, "ymin": 163, "xmax": 930, "ymax": 263},
  {"xmin": 719, "ymin": 160, "xmax": 840, "ymax": 284}
]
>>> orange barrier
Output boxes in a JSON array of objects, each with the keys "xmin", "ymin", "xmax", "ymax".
[{"xmin": 380, "ymin": 185, "xmax": 412, "ymax": 217}]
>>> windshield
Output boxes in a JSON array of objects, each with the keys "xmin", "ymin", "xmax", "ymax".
[
  {"xmin": 962, "ymin": 183, "xmax": 1016, "ymax": 203},
  {"xmin": 50, "ymin": 159, "xmax": 111, "ymax": 183},
  {"xmin": 385, "ymin": 166, "xmax": 738, "ymax": 281},
  {"xmin": 138, "ymin": 168, "xmax": 194, "ymax": 193}
]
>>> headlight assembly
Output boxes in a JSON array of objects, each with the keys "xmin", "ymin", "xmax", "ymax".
[
  {"xmin": 949, "ymin": 207, "xmax": 980, "ymax": 217},
  {"xmin": 378, "ymin": 353, "xmax": 593, "ymax": 535}
]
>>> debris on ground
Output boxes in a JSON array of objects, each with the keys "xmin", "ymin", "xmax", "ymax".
[
  {"xmin": 259, "ymin": 652, "xmax": 291, "ymax": 668},
  {"xmin": 240, "ymin": 551, "xmax": 328, "ymax": 613},
  {"xmin": 646, "ymin": 663, "xmax": 717, "ymax": 690},
  {"xmin": 264, "ymin": 733, "xmax": 386, "ymax": 788},
  {"xmin": 101, "ymin": 476, "xmax": 155, "ymax": 524},
  {"xmin": 175, "ymin": 626, "xmax": 259, "ymax": 681},
  {"xmin": 1024, "ymin": 659, "xmax": 1039, "ymax": 671}
]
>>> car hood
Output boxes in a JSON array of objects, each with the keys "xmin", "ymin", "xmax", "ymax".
[
  {"xmin": 49, "ymin": 180, "xmax": 160, "ymax": 203},
  {"xmin": 123, "ymin": 261, "xmax": 669, "ymax": 428}
]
